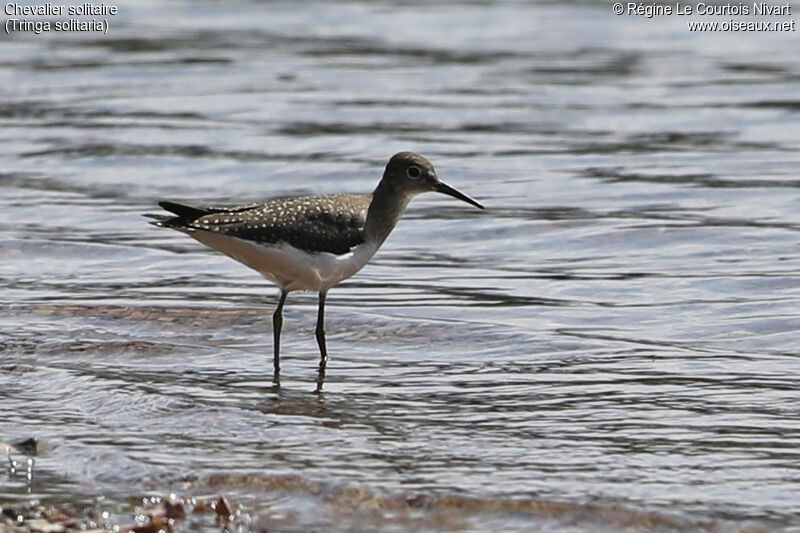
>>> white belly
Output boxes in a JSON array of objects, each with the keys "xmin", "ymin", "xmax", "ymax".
[{"xmin": 188, "ymin": 230, "xmax": 378, "ymax": 293}]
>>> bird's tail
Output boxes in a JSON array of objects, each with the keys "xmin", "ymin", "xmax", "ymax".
[{"xmin": 144, "ymin": 201, "xmax": 211, "ymax": 229}]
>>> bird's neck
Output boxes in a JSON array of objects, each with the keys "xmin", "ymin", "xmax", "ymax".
[{"xmin": 364, "ymin": 181, "xmax": 414, "ymax": 246}]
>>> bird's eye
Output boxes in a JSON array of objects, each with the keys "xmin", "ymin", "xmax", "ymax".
[{"xmin": 406, "ymin": 165, "xmax": 422, "ymax": 179}]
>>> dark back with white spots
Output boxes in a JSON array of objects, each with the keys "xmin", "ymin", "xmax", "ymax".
[{"xmin": 161, "ymin": 193, "xmax": 372, "ymax": 255}]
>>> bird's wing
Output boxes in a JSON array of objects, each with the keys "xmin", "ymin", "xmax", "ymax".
[{"xmin": 152, "ymin": 194, "xmax": 372, "ymax": 255}]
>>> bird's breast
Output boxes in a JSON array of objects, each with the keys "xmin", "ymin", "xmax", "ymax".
[{"xmin": 190, "ymin": 230, "xmax": 379, "ymax": 292}]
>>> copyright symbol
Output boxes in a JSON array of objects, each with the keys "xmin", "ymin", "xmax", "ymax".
[{"xmin": 612, "ymin": 2, "xmax": 624, "ymax": 15}]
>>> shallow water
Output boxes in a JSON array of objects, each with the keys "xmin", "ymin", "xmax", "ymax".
[{"xmin": 2, "ymin": 1, "xmax": 800, "ymax": 531}]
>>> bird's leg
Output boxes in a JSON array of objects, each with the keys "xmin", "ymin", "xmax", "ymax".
[
  {"xmin": 314, "ymin": 290, "xmax": 328, "ymax": 394},
  {"xmin": 272, "ymin": 290, "xmax": 288, "ymax": 383}
]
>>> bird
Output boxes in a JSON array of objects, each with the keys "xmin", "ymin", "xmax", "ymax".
[{"xmin": 147, "ymin": 152, "xmax": 484, "ymax": 391}]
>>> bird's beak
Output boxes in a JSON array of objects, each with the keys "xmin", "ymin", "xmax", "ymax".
[{"xmin": 434, "ymin": 181, "xmax": 484, "ymax": 209}]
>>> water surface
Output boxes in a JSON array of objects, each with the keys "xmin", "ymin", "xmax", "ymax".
[{"xmin": 2, "ymin": 1, "xmax": 800, "ymax": 531}]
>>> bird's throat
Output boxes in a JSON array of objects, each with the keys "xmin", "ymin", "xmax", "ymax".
[{"xmin": 364, "ymin": 182, "xmax": 414, "ymax": 246}]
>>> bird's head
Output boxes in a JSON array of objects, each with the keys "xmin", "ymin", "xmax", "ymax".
[{"xmin": 382, "ymin": 152, "xmax": 484, "ymax": 209}]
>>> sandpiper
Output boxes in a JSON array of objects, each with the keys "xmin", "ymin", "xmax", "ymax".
[{"xmin": 148, "ymin": 152, "xmax": 483, "ymax": 391}]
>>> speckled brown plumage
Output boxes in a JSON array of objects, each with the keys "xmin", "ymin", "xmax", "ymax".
[{"xmin": 156, "ymin": 193, "xmax": 371, "ymax": 255}]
